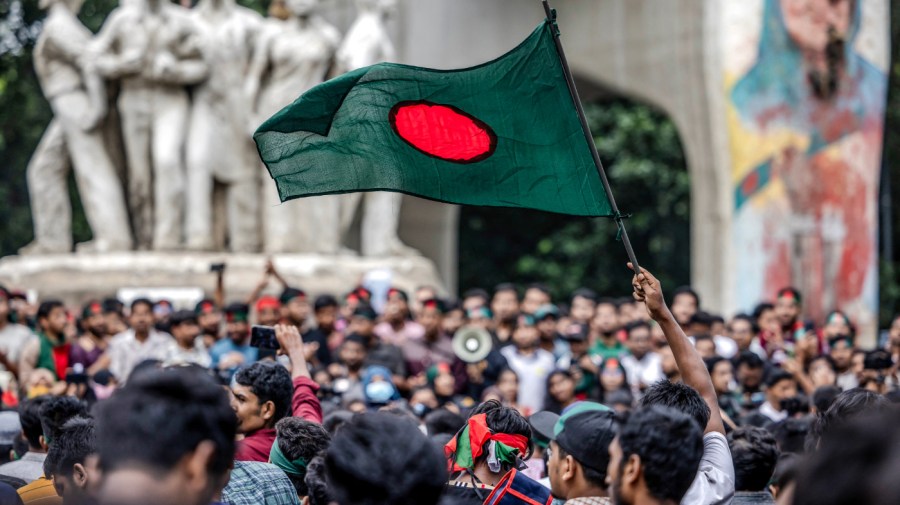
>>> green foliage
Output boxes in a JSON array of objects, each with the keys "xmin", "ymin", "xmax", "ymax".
[{"xmin": 458, "ymin": 100, "xmax": 691, "ymax": 301}]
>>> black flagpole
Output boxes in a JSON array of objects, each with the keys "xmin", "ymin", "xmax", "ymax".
[{"xmin": 541, "ymin": 0, "xmax": 641, "ymax": 274}]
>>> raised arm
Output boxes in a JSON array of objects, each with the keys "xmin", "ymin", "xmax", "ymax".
[
  {"xmin": 631, "ymin": 264, "xmax": 725, "ymax": 435},
  {"xmin": 275, "ymin": 324, "xmax": 322, "ymax": 423}
]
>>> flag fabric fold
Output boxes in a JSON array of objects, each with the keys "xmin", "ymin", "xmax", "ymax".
[{"xmin": 254, "ymin": 20, "xmax": 612, "ymax": 217}]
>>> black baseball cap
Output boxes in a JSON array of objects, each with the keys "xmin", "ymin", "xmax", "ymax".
[{"xmin": 533, "ymin": 402, "xmax": 616, "ymax": 473}]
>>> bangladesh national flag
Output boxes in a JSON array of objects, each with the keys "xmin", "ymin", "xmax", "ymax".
[{"xmin": 254, "ymin": 19, "xmax": 612, "ymax": 217}]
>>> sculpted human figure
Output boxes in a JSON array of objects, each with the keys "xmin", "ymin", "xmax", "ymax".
[
  {"xmin": 246, "ymin": 0, "xmax": 341, "ymax": 254},
  {"xmin": 21, "ymin": 0, "xmax": 133, "ymax": 254},
  {"xmin": 185, "ymin": 0, "xmax": 263, "ymax": 252},
  {"xmin": 92, "ymin": 0, "xmax": 208, "ymax": 250},
  {"xmin": 336, "ymin": 0, "xmax": 417, "ymax": 257}
]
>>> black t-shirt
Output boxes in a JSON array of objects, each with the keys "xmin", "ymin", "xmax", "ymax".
[
  {"xmin": 303, "ymin": 328, "xmax": 333, "ymax": 366},
  {"xmin": 442, "ymin": 483, "xmax": 490, "ymax": 505}
]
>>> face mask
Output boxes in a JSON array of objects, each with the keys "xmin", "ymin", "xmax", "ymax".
[
  {"xmin": 412, "ymin": 402, "xmax": 432, "ymax": 418},
  {"xmin": 365, "ymin": 381, "xmax": 394, "ymax": 404}
]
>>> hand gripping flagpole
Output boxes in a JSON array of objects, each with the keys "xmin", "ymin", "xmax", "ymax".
[{"xmin": 541, "ymin": 0, "xmax": 641, "ymax": 274}]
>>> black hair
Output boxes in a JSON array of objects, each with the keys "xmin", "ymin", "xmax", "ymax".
[
  {"xmin": 617, "ymin": 406, "xmax": 703, "ymax": 502},
  {"xmin": 624, "ymin": 320, "xmax": 651, "ymax": 335},
  {"xmin": 36, "ymin": 300, "xmax": 64, "ymax": 321},
  {"xmin": 704, "ymin": 356, "xmax": 729, "ymax": 375},
  {"xmin": 325, "ymin": 412, "xmax": 446, "ymax": 505},
  {"xmin": 314, "ymin": 295, "xmax": 339, "ymax": 312},
  {"xmin": 671, "ymin": 286, "xmax": 700, "ymax": 308},
  {"xmin": 794, "ymin": 410, "xmax": 900, "ymax": 505},
  {"xmin": 729, "ymin": 313, "xmax": 754, "ymax": 329},
  {"xmin": 595, "ymin": 297, "xmax": 618, "ymax": 309},
  {"xmin": 493, "ymin": 283, "xmax": 518, "ymax": 296},
  {"xmin": 769, "ymin": 417, "xmax": 811, "ymax": 454},
  {"xmin": 765, "ymin": 369, "xmax": 796, "ymax": 389},
  {"xmin": 770, "ymin": 453, "xmax": 800, "ymax": 492},
  {"xmin": 556, "ymin": 444, "xmax": 607, "ymax": 489},
  {"xmin": 525, "ymin": 283, "xmax": 551, "ymax": 296},
  {"xmin": 233, "ymin": 362, "xmax": 293, "ymax": 424},
  {"xmin": 728, "ymin": 426, "xmax": 779, "ymax": 491},
  {"xmin": 806, "ymin": 388, "xmax": 889, "ymax": 451},
  {"xmin": 95, "ymin": 366, "xmax": 237, "ymax": 476},
  {"xmin": 305, "ymin": 456, "xmax": 332, "ymax": 505},
  {"xmin": 102, "ymin": 298, "xmax": 124, "ymax": 316},
  {"xmin": 44, "ymin": 417, "xmax": 96, "ymax": 479},
  {"xmin": 130, "ymin": 298, "xmax": 154, "ymax": 312},
  {"xmin": 20, "ymin": 397, "xmax": 48, "ymax": 449},
  {"xmin": 39, "ymin": 397, "xmax": 88, "ymax": 445},
  {"xmin": 462, "ymin": 288, "xmax": 490, "ymax": 302},
  {"xmin": 323, "ymin": 410, "xmax": 354, "ymax": 435},
  {"xmin": 639, "ymin": 380, "xmax": 710, "ymax": 432},
  {"xmin": 864, "ymin": 350, "xmax": 893, "ymax": 371},
  {"xmin": 275, "ymin": 418, "xmax": 332, "ymax": 497},
  {"xmin": 689, "ymin": 311, "xmax": 715, "ymax": 327},
  {"xmin": 423, "ymin": 409, "xmax": 465, "ymax": 437},
  {"xmin": 570, "ymin": 288, "xmax": 598, "ymax": 303},
  {"xmin": 811, "ymin": 385, "xmax": 841, "ymax": 414},
  {"xmin": 737, "ymin": 351, "xmax": 765, "ymax": 369}
]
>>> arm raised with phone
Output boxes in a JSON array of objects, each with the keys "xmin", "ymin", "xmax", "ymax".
[{"xmin": 274, "ymin": 324, "xmax": 321, "ymax": 423}]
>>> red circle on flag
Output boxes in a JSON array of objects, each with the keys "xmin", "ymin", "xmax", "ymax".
[{"xmin": 389, "ymin": 101, "xmax": 497, "ymax": 163}]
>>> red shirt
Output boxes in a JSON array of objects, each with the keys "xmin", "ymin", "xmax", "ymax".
[{"xmin": 235, "ymin": 376, "xmax": 323, "ymax": 462}]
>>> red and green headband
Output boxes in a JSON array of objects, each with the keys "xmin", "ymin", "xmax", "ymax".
[{"xmin": 444, "ymin": 413, "xmax": 529, "ymax": 472}]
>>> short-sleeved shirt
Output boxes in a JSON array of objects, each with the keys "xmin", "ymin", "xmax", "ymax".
[
  {"xmin": 681, "ymin": 432, "xmax": 735, "ymax": 505},
  {"xmin": 222, "ymin": 461, "xmax": 300, "ymax": 505},
  {"xmin": 401, "ymin": 332, "xmax": 455, "ymax": 378},
  {"xmin": 374, "ymin": 320, "xmax": 425, "ymax": 347},
  {"xmin": 589, "ymin": 339, "xmax": 628, "ymax": 361},
  {"xmin": 108, "ymin": 329, "xmax": 176, "ymax": 382},
  {"xmin": 0, "ymin": 324, "xmax": 34, "ymax": 372},
  {"xmin": 500, "ymin": 347, "xmax": 556, "ymax": 413}
]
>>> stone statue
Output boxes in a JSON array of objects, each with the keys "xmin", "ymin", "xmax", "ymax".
[
  {"xmin": 20, "ymin": 0, "xmax": 133, "ymax": 255},
  {"xmin": 336, "ymin": 0, "xmax": 417, "ymax": 257},
  {"xmin": 185, "ymin": 0, "xmax": 263, "ymax": 253},
  {"xmin": 91, "ymin": 0, "xmax": 208, "ymax": 250},
  {"xmin": 245, "ymin": 0, "xmax": 342, "ymax": 254}
]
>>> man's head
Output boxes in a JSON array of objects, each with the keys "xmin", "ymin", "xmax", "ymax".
[
  {"xmin": 224, "ymin": 303, "xmax": 251, "ymax": 343},
  {"xmin": 280, "ymin": 288, "xmax": 309, "ymax": 326},
  {"xmin": 194, "ymin": 299, "xmax": 220, "ymax": 336},
  {"xmin": 81, "ymin": 301, "xmax": 106, "ymax": 337},
  {"xmin": 511, "ymin": 315, "xmax": 539, "ymax": 350},
  {"xmin": 272, "ymin": 417, "xmax": 331, "ymax": 498},
  {"xmin": 728, "ymin": 426, "xmax": 779, "ymax": 492},
  {"xmin": 383, "ymin": 288, "xmax": 410, "ymax": 323},
  {"xmin": 607, "ymin": 406, "xmax": 703, "ymax": 504},
  {"xmin": 20, "ymin": 396, "xmax": 49, "ymax": 452},
  {"xmin": 570, "ymin": 288, "xmax": 598, "ymax": 324},
  {"xmin": 521, "ymin": 283, "xmax": 551, "ymax": 315},
  {"xmin": 417, "ymin": 298, "xmax": 445, "ymax": 338},
  {"xmin": 325, "ymin": 412, "xmax": 446, "ymax": 505},
  {"xmin": 40, "ymin": 396, "xmax": 88, "ymax": 448},
  {"xmin": 314, "ymin": 295, "xmax": 339, "ymax": 332},
  {"xmin": 592, "ymin": 298, "xmax": 619, "ymax": 336},
  {"xmin": 765, "ymin": 370, "xmax": 798, "ymax": 411},
  {"xmin": 45, "ymin": 417, "xmax": 98, "ymax": 505},
  {"xmin": 255, "ymin": 296, "xmax": 282, "ymax": 327},
  {"xmin": 338, "ymin": 334, "xmax": 367, "ymax": 371},
  {"xmin": 624, "ymin": 321, "xmax": 652, "ymax": 360},
  {"xmin": 168, "ymin": 310, "xmax": 200, "ymax": 348},
  {"xmin": 775, "ymin": 288, "xmax": 802, "ymax": 329},
  {"xmin": 534, "ymin": 304, "xmax": 560, "ymax": 340},
  {"xmin": 640, "ymin": 380, "xmax": 710, "ymax": 432},
  {"xmin": 737, "ymin": 351, "xmax": 766, "ymax": 391},
  {"xmin": 548, "ymin": 408, "xmax": 617, "ymax": 500},
  {"xmin": 706, "ymin": 357, "xmax": 734, "ymax": 396},
  {"xmin": 129, "ymin": 299, "xmax": 154, "ymax": 335},
  {"xmin": 231, "ymin": 362, "xmax": 293, "ymax": 434},
  {"xmin": 694, "ymin": 334, "xmax": 717, "ymax": 359},
  {"xmin": 828, "ymin": 335, "xmax": 854, "ymax": 372},
  {"xmin": 491, "ymin": 283, "xmax": 519, "ymax": 323},
  {"xmin": 37, "ymin": 300, "xmax": 67, "ymax": 337},
  {"xmin": 0, "ymin": 286, "xmax": 10, "ymax": 323},
  {"xmin": 728, "ymin": 314, "xmax": 755, "ymax": 351},
  {"xmin": 348, "ymin": 303, "xmax": 377, "ymax": 338},
  {"xmin": 94, "ymin": 367, "xmax": 237, "ymax": 505},
  {"xmin": 670, "ymin": 287, "xmax": 700, "ymax": 327}
]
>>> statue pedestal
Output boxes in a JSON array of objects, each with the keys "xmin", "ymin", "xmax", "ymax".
[{"xmin": 0, "ymin": 252, "xmax": 446, "ymax": 307}]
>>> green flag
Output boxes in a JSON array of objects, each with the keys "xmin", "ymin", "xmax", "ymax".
[{"xmin": 254, "ymin": 20, "xmax": 612, "ymax": 217}]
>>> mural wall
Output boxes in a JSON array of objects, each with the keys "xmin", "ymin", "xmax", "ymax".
[{"xmin": 723, "ymin": 0, "xmax": 888, "ymax": 335}]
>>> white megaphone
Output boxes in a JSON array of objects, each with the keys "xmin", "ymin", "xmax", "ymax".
[{"xmin": 452, "ymin": 326, "xmax": 493, "ymax": 363}]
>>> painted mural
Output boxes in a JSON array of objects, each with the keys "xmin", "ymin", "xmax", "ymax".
[{"xmin": 725, "ymin": 0, "xmax": 887, "ymax": 335}]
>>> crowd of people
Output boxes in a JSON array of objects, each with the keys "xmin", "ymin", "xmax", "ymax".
[{"xmin": 0, "ymin": 261, "xmax": 898, "ymax": 505}]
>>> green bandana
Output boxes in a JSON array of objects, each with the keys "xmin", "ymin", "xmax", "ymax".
[{"xmin": 269, "ymin": 438, "xmax": 308, "ymax": 477}]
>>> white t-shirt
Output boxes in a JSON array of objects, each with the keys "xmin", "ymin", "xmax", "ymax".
[
  {"xmin": 681, "ymin": 432, "xmax": 735, "ymax": 505},
  {"xmin": 0, "ymin": 323, "xmax": 34, "ymax": 371},
  {"xmin": 500, "ymin": 346, "xmax": 556, "ymax": 413},
  {"xmin": 620, "ymin": 352, "xmax": 663, "ymax": 393}
]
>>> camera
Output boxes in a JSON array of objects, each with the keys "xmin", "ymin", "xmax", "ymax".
[{"xmin": 209, "ymin": 263, "xmax": 226, "ymax": 273}]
